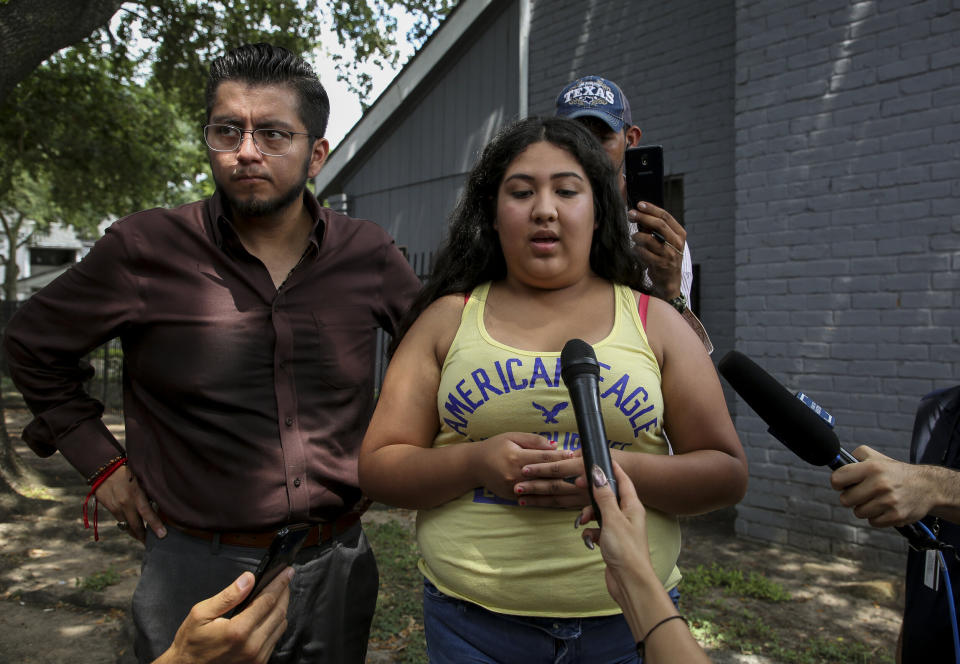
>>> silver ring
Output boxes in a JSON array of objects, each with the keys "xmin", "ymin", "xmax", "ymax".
[{"xmin": 116, "ymin": 521, "xmax": 129, "ymax": 530}]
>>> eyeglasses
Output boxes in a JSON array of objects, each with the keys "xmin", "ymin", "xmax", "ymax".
[{"xmin": 203, "ymin": 124, "xmax": 312, "ymax": 157}]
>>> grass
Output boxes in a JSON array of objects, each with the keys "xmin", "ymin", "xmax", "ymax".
[
  {"xmin": 682, "ymin": 562, "xmax": 792, "ymax": 602},
  {"xmin": 682, "ymin": 563, "xmax": 893, "ymax": 664},
  {"xmin": 365, "ymin": 524, "xmax": 895, "ymax": 664},
  {"xmin": 365, "ymin": 520, "xmax": 427, "ymax": 663},
  {"xmin": 75, "ymin": 567, "xmax": 121, "ymax": 592},
  {"xmin": 16, "ymin": 485, "xmax": 55, "ymax": 501}
]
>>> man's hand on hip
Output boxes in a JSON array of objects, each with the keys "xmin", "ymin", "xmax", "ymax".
[{"xmin": 95, "ymin": 465, "xmax": 166, "ymax": 542}]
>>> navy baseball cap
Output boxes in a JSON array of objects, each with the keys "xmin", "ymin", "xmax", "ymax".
[{"xmin": 555, "ymin": 75, "xmax": 633, "ymax": 133}]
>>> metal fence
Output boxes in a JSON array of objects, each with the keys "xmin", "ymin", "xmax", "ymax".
[
  {"xmin": 0, "ymin": 301, "xmax": 125, "ymax": 413},
  {"xmin": 85, "ymin": 338, "xmax": 124, "ymax": 412},
  {"xmin": 374, "ymin": 250, "xmax": 434, "ymax": 391},
  {"xmin": 1, "ymin": 249, "xmax": 436, "ymax": 415}
]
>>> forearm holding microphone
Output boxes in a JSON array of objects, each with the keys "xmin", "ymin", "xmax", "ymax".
[
  {"xmin": 832, "ymin": 445, "xmax": 960, "ymax": 528},
  {"xmin": 579, "ymin": 462, "xmax": 711, "ymax": 664}
]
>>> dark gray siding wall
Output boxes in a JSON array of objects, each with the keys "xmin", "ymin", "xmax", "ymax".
[
  {"xmin": 528, "ymin": 0, "xmax": 738, "ymax": 357},
  {"xmin": 338, "ymin": 0, "xmax": 520, "ymax": 255},
  {"xmin": 734, "ymin": 0, "xmax": 960, "ymax": 570}
]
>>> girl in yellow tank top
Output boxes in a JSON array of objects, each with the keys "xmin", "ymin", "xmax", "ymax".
[{"xmin": 359, "ymin": 117, "xmax": 746, "ymax": 663}]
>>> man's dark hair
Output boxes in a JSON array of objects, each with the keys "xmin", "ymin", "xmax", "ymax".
[
  {"xmin": 206, "ymin": 43, "xmax": 330, "ymax": 138},
  {"xmin": 389, "ymin": 116, "xmax": 646, "ymax": 354}
]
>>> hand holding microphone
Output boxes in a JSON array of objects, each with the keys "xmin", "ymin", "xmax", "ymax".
[
  {"xmin": 578, "ymin": 461, "xmax": 711, "ymax": 663},
  {"xmin": 832, "ymin": 445, "xmax": 957, "ymax": 529},
  {"xmin": 579, "ymin": 462, "xmax": 653, "ymax": 601}
]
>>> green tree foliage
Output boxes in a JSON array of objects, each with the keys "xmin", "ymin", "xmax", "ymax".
[
  {"xmin": 0, "ymin": 42, "xmax": 201, "ymax": 299},
  {"xmin": 2, "ymin": 45, "xmax": 199, "ymax": 224}
]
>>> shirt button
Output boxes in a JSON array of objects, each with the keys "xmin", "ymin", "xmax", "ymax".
[
  {"xmin": 285, "ymin": 416, "xmax": 294, "ymax": 426},
  {"xmin": 279, "ymin": 360, "xmax": 287, "ymax": 369},
  {"xmin": 294, "ymin": 478, "xmax": 301, "ymax": 487}
]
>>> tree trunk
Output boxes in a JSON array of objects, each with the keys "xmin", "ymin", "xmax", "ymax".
[
  {"xmin": 0, "ymin": 0, "xmax": 123, "ymax": 107},
  {"xmin": 0, "ymin": 385, "xmax": 29, "ymax": 485},
  {"xmin": 3, "ymin": 255, "xmax": 19, "ymax": 303},
  {"xmin": 0, "ymin": 350, "xmax": 43, "ymax": 500},
  {"xmin": 0, "ymin": 214, "xmax": 27, "ymax": 490}
]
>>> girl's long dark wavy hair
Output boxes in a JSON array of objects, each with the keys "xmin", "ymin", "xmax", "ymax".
[{"xmin": 390, "ymin": 116, "xmax": 646, "ymax": 354}]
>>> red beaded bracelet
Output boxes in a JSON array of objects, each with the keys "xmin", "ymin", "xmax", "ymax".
[{"xmin": 82, "ymin": 456, "xmax": 127, "ymax": 541}]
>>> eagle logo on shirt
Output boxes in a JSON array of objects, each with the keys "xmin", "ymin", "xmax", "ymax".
[{"xmin": 532, "ymin": 401, "xmax": 568, "ymax": 424}]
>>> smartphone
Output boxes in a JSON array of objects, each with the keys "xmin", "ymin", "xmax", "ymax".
[
  {"xmin": 625, "ymin": 145, "xmax": 664, "ymax": 210},
  {"xmin": 230, "ymin": 523, "xmax": 311, "ymax": 616}
]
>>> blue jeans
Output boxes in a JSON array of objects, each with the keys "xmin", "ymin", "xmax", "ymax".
[{"xmin": 422, "ymin": 578, "xmax": 681, "ymax": 664}]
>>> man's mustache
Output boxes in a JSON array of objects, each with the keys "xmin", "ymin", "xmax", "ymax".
[{"xmin": 231, "ymin": 169, "xmax": 272, "ymax": 181}]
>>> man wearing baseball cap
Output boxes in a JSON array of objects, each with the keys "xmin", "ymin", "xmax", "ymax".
[{"xmin": 556, "ymin": 76, "xmax": 709, "ymax": 351}]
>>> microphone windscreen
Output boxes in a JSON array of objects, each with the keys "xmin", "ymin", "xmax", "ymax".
[
  {"xmin": 561, "ymin": 338, "xmax": 600, "ymax": 383},
  {"xmin": 718, "ymin": 350, "xmax": 841, "ymax": 466}
]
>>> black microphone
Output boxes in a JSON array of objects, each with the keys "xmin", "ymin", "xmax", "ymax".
[
  {"xmin": 561, "ymin": 339, "xmax": 618, "ymax": 525},
  {"xmin": 717, "ymin": 350, "xmax": 939, "ymax": 550},
  {"xmin": 717, "ymin": 350, "xmax": 847, "ymax": 467}
]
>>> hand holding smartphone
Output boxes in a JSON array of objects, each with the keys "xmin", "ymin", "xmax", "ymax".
[
  {"xmin": 625, "ymin": 145, "xmax": 664, "ymax": 210},
  {"xmin": 230, "ymin": 523, "xmax": 311, "ymax": 616}
]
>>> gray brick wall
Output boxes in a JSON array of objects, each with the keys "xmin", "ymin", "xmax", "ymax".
[
  {"xmin": 733, "ymin": 0, "xmax": 960, "ymax": 570},
  {"xmin": 528, "ymin": 0, "xmax": 738, "ymax": 356}
]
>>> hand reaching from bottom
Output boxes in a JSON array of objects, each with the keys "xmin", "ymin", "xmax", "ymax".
[{"xmin": 153, "ymin": 568, "xmax": 293, "ymax": 664}]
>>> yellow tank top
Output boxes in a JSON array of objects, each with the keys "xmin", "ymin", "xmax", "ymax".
[{"xmin": 417, "ymin": 281, "xmax": 682, "ymax": 617}]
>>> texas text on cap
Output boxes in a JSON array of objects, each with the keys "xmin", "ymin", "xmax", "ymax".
[{"xmin": 555, "ymin": 75, "xmax": 633, "ymax": 133}]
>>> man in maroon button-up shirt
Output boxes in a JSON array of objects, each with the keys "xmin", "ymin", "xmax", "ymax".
[{"xmin": 4, "ymin": 43, "xmax": 420, "ymax": 663}]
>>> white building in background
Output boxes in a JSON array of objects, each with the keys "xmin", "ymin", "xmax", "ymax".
[{"xmin": 6, "ymin": 221, "xmax": 106, "ymax": 300}]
